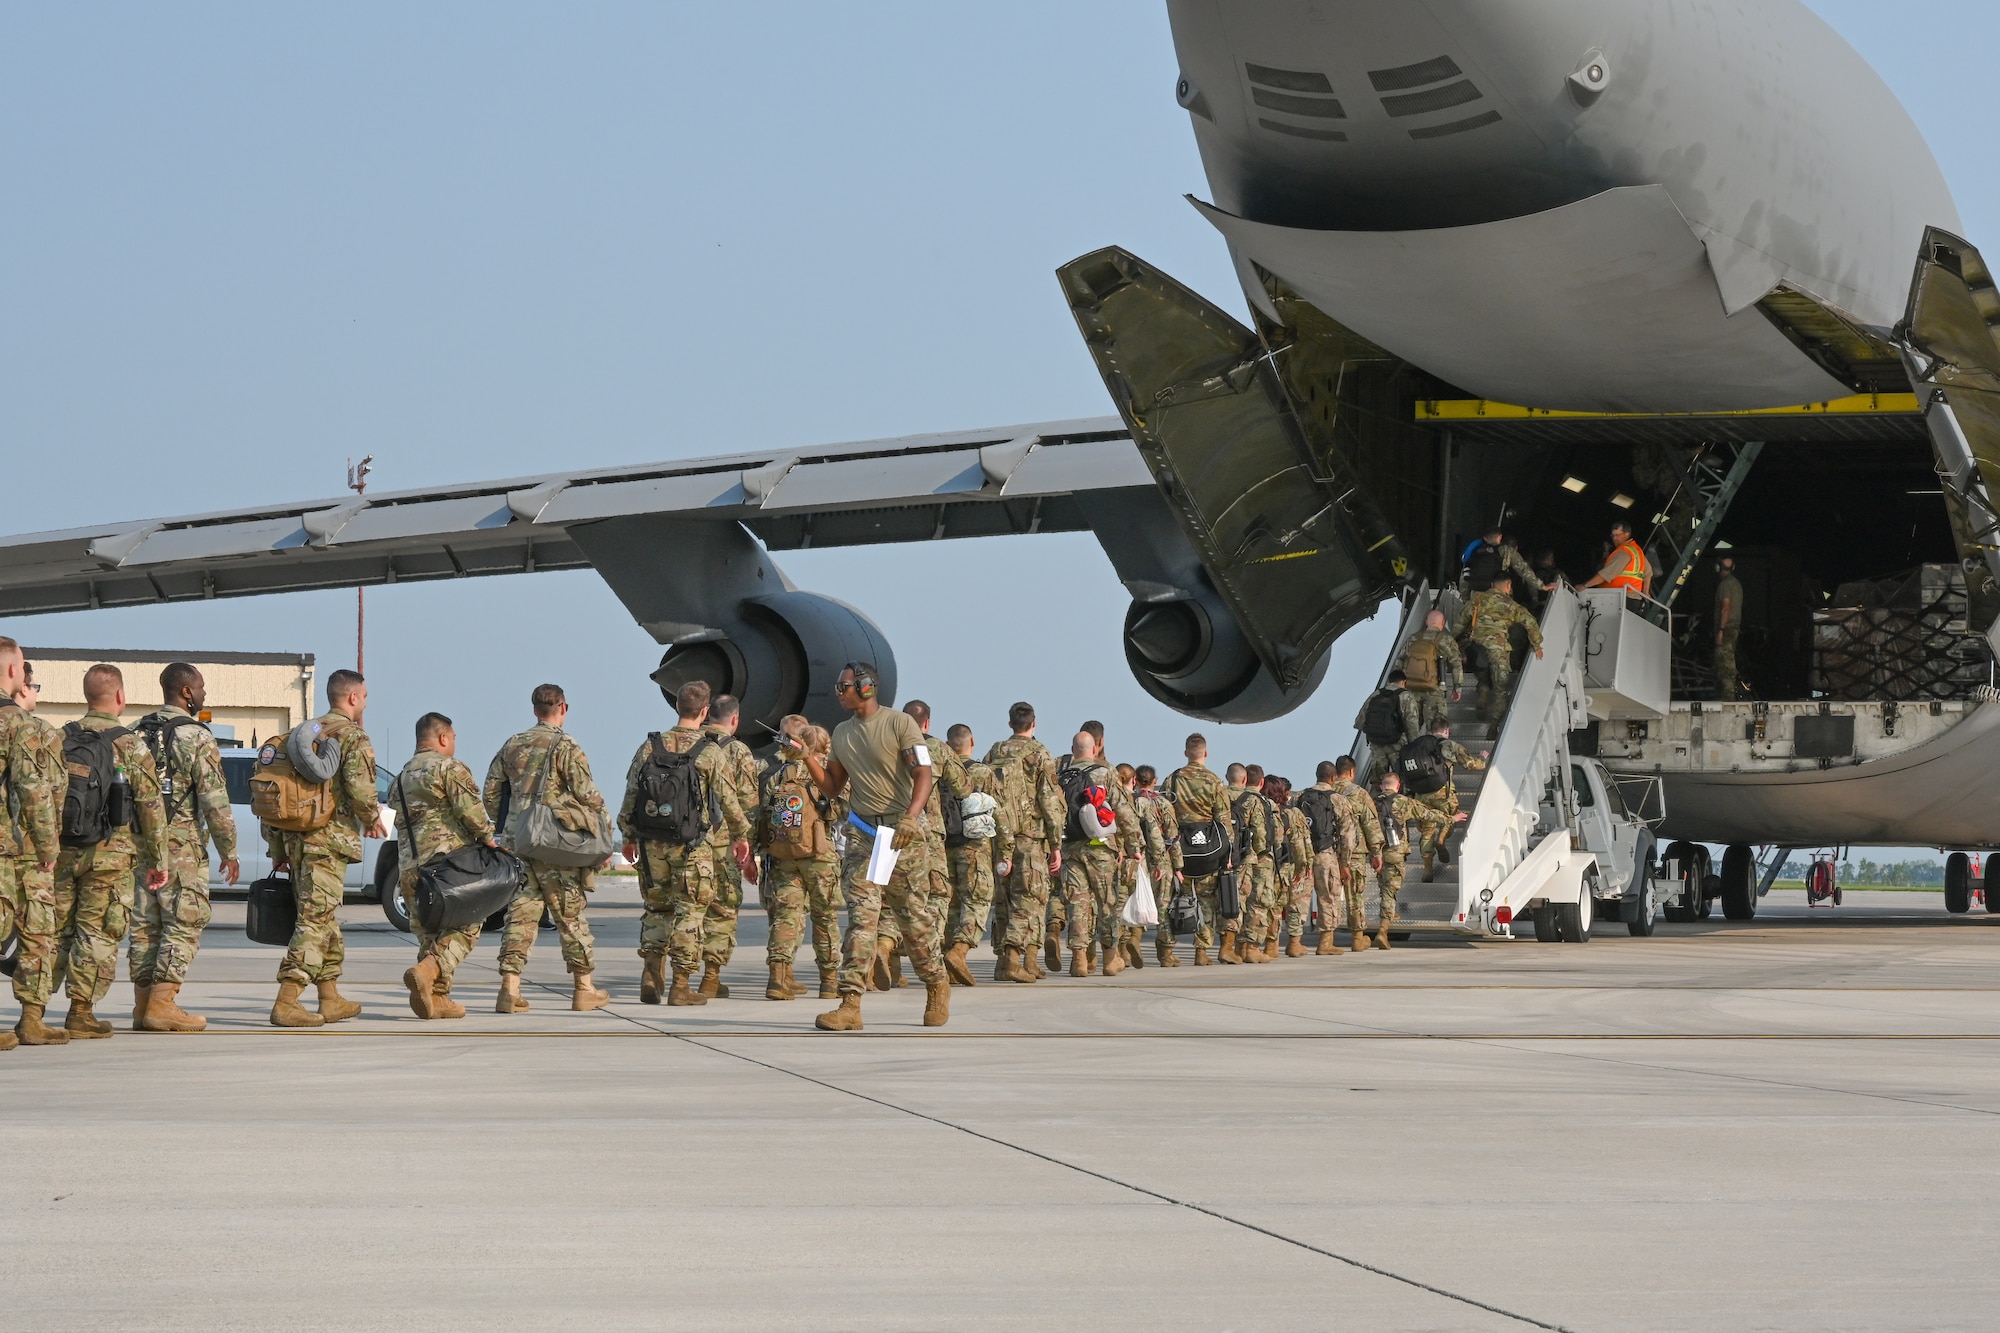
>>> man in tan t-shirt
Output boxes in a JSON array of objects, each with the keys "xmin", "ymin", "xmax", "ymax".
[{"xmin": 813, "ymin": 661, "xmax": 947, "ymax": 1031}]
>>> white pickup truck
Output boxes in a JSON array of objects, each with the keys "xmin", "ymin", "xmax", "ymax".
[
  {"xmin": 208, "ymin": 748, "xmax": 407, "ymax": 929},
  {"xmin": 1562, "ymin": 756, "xmax": 1683, "ymax": 938}
]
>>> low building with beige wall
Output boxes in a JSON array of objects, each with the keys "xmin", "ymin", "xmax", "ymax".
[{"xmin": 22, "ymin": 648, "xmax": 315, "ymax": 748}]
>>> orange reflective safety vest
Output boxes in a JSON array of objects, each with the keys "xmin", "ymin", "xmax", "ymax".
[{"xmin": 1607, "ymin": 539, "xmax": 1650, "ymax": 595}]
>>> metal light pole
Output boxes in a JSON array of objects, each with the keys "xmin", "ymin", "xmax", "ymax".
[{"xmin": 346, "ymin": 455, "xmax": 374, "ymax": 672}]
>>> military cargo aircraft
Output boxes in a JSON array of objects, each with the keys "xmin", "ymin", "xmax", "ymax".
[{"xmin": 3, "ymin": 1, "xmax": 1995, "ymax": 889}]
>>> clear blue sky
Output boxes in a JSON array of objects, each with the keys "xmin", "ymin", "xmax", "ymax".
[{"xmin": 3, "ymin": 2, "xmax": 1993, "ymax": 808}]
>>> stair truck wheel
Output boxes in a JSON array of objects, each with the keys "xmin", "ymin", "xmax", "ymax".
[
  {"xmin": 376, "ymin": 842, "xmax": 410, "ymax": 931},
  {"xmin": 1946, "ymin": 852, "xmax": 1972, "ymax": 914},
  {"xmin": 1662, "ymin": 840, "xmax": 1699, "ymax": 922},
  {"xmin": 1627, "ymin": 847, "xmax": 1659, "ymax": 937},
  {"xmin": 1720, "ymin": 844, "xmax": 1757, "ymax": 920},
  {"xmin": 1531, "ymin": 903, "xmax": 1559, "ymax": 942},
  {"xmin": 1555, "ymin": 871, "xmax": 1595, "ymax": 942}
]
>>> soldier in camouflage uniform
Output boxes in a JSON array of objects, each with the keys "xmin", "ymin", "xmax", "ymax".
[
  {"xmin": 1267, "ymin": 777, "xmax": 1316, "ymax": 958},
  {"xmin": 1355, "ymin": 672, "xmax": 1421, "ymax": 786},
  {"xmin": 49, "ymin": 664, "xmax": 169, "ymax": 1039},
  {"xmin": 1222, "ymin": 763, "xmax": 1271, "ymax": 964},
  {"xmin": 483, "ymin": 683, "xmax": 611, "ymax": 1015},
  {"xmin": 986, "ymin": 702, "xmax": 1065, "ymax": 984},
  {"xmin": 1464, "ymin": 527, "xmax": 1543, "ymax": 596},
  {"xmin": 1370, "ymin": 771, "xmax": 1463, "ymax": 948},
  {"xmin": 1452, "ymin": 573, "xmax": 1545, "ymax": 721},
  {"xmin": 750, "ymin": 714, "xmax": 833, "ymax": 1001},
  {"xmin": 128, "ymin": 663, "xmax": 239, "ymax": 1033},
  {"xmin": 1116, "ymin": 763, "xmax": 1177, "ymax": 970},
  {"xmin": 1400, "ymin": 610, "xmax": 1465, "ymax": 734},
  {"xmin": 393, "ymin": 712, "xmax": 498, "ymax": 1019},
  {"xmin": 1164, "ymin": 735, "xmax": 1235, "ymax": 965},
  {"xmin": 1055, "ymin": 731, "xmax": 1142, "ymax": 977},
  {"xmin": 1299, "ymin": 762, "xmax": 1356, "ymax": 955},
  {"xmin": 1407, "ymin": 720, "xmax": 1489, "ymax": 878},
  {"xmin": 1, "ymin": 643, "xmax": 65, "ymax": 1050},
  {"xmin": 1329, "ymin": 756, "xmax": 1384, "ymax": 952},
  {"xmin": 619, "ymin": 680, "xmax": 752, "ymax": 1008},
  {"xmin": 1713, "ymin": 556, "xmax": 1744, "ymax": 701},
  {"xmin": 873, "ymin": 701, "xmax": 964, "ymax": 990},
  {"xmin": 265, "ymin": 669, "xmax": 382, "ymax": 1028},
  {"xmin": 942, "ymin": 723, "xmax": 1011, "ymax": 987},
  {"xmin": 697, "ymin": 696, "xmax": 762, "ymax": 1000}
]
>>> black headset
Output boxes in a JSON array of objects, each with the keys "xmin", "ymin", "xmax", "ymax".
[{"xmin": 843, "ymin": 661, "xmax": 878, "ymax": 701}]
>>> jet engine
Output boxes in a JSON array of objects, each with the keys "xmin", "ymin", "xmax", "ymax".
[{"xmin": 1122, "ymin": 579, "xmax": 1327, "ymax": 723}]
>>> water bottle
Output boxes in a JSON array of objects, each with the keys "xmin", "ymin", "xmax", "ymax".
[{"xmin": 107, "ymin": 765, "xmax": 134, "ymax": 829}]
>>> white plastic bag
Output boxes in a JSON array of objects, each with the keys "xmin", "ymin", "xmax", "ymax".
[{"xmin": 1121, "ymin": 865, "xmax": 1159, "ymax": 928}]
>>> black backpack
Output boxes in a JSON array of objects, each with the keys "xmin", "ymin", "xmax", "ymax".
[
  {"xmin": 1057, "ymin": 760, "xmax": 1102, "ymax": 843},
  {"xmin": 1294, "ymin": 787, "xmax": 1343, "ymax": 854},
  {"xmin": 1466, "ymin": 543, "xmax": 1503, "ymax": 588},
  {"xmin": 1361, "ymin": 688, "xmax": 1404, "ymax": 744},
  {"xmin": 60, "ymin": 723, "xmax": 132, "ymax": 849},
  {"xmin": 1268, "ymin": 797, "xmax": 1292, "ymax": 870},
  {"xmin": 136, "ymin": 713, "xmax": 206, "ymax": 822},
  {"xmin": 630, "ymin": 734, "xmax": 719, "ymax": 846},
  {"xmin": 941, "ymin": 790, "xmax": 968, "ymax": 848},
  {"xmin": 1231, "ymin": 790, "xmax": 1260, "ymax": 861},
  {"xmin": 1398, "ymin": 734, "xmax": 1452, "ymax": 796}
]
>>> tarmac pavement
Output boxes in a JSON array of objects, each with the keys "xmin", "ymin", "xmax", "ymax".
[{"xmin": 6, "ymin": 884, "xmax": 2000, "ymax": 1331}]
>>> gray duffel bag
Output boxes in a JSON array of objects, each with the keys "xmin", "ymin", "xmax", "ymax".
[{"xmin": 508, "ymin": 740, "xmax": 619, "ymax": 868}]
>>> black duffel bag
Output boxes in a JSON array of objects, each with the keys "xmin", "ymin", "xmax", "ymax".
[
  {"xmin": 1178, "ymin": 820, "xmax": 1230, "ymax": 877},
  {"xmin": 245, "ymin": 875, "xmax": 298, "ymax": 946},
  {"xmin": 414, "ymin": 843, "xmax": 525, "ymax": 933}
]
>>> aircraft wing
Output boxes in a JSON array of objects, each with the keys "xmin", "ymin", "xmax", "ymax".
[{"xmin": 0, "ymin": 418, "xmax": 1145, "ymax": 618}]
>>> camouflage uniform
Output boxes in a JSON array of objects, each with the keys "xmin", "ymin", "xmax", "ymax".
[
  {"xmin": 1055, "ymin": 756, "xmax": 1141, "ymax": 959},
  {"xmin": 986, "ymin": 735, "xmax": 1064, "ymax": 958},
  {"xmin": 1714, "ymin": 572, "xmax": 1745, "ymax": 701},
  {"xmin": 129, "ymin": 706, "xmax": 237, "ymax": 988},
  {"xmin": 2, "ymin": 699, "xmax": 62, "ymax": 1018},
  {"xmin": 1331, "ymin": 777, "xmax": 1383, "ymax": 936},
  {"xmin": 1225, "ymin": 783, "xmax": 1273, "ymax": 947},
  {"xmin": 1372, "ymin": 790, "xmax": 1453, "ymax": 930},
  {"xmin": 701, "ymin": 724, "xmax": 761, "ymax": 970},
  {"xmin": 266, "ymin": 712, "xmax": 379, "ymax": 988},
  {"xmin": 391, "ymin": 748, "xmax": 495, "ymax": 990},
  {"xmin": 1164, "ymin": 762, "xmax": 1235, "ymax": 953},
  {"xmin": 619, "ymin": 726, "xmax": 749, "ymax": 978},
  {"xmin": 483, "ymin": 722, "xmax": 605, "ymax": 978},
  {"xmin": 830, "ymin": 708, "xmax": 942, "ymax": 997},
  {"xmin": 1119, "ymin": 785, "xmax": 1179, "ymax": 955},
  {"xmin": 945, "ymin": 757, "xmax": 1012, "ymax": 949},
  {"xmin": 1400, "ymin": 627, "xmax": 1464, "ymax": 734},
  {"xmin": 1358, "ymin": 686, "xmax": 1426, "ymax": 786},
  {"xmin": 1300, "ymin": 782, "xmax": 1359, "ymax": 942},
  {"xmin": 1412, "ymin": 739, "xmax": 1487, "ymax": 865},
  {"xmin": 753, "ymin": 751, "xmax": 842, "ymax": 976},
  {"xmin": 881, "ymin": 732, "xmax": 965, "ymax": 951},
  {"xmin": 1275, "ymin": 802, "xmax": 1315, "ymax": 945},
  {"xmin": 1452, "ymin": 589, "xmax": 1543, "ymax": 721},
  {"xmin": 54, "ymin": 712, "xmax": 168, "ymax": 1007}
]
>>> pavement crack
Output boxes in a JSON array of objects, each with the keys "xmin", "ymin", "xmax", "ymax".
[{"xmin": 670, "ymin": 1032, "xmax": 1573, "ymax": 1332}]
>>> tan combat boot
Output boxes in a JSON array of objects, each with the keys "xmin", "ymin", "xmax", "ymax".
[
  {"xmin": 698, "ymin": 960, "xmax": 728, "ymax": 999},
  {"xmin": 316, "ymin": 980, "xmax": 362, "ymax": 1023},
  {"xmin": 1193, "ymin": 946, "xmax": 1212, "ymax": 965},
  {"xmin": 65, "ymin": 1001, "xmax": 113, "ymax": 1038},
  {"xmin": 432, "ymin": 991, "xmax": 467, "ymax": 1020},
  {"xmin": 1103, "ymin": 943, "xmax": 1127, "ymax": 977},
  {"xmin": 16, "ymin": 1003, "xmax": 69, "ymax": 1045},
  {"xmin": 1421, "ymin": 854, "xmax": 1434, "ymax": 882},
  {"xmin": 666, "ymin": 965, "xmax": 707, "ymax": 1007},
  {"xmin": 922, "ymin": 979, "xmax": 949, "ymax": 1027},
  {"xmin": 1156, "ymin": 935, "xmax": 1179, "ymax": 967},
  {"xmin": 1000, "ymin": 946, "xmax": 1035, "ymax": 984},
  {"xmin": 1124, "ymin": 940, "xmax": 1145, "ymax": 970},
  {"xmin": 639, "ymin": 954, "xmax": 666, "ymax": 1005},
  {"xmin": 1069, "ymin": 948, "xmax": 1089, "ymax": 978},
  {"xmin": 1218, "ymin": 930, "xmax": 1241, "ymax": 964},
  {"xmin": 888, "ymin": 944, "xmax": 908, "ymax": 988},
  {"xmin": 130, "ymin": 984, "xmax": 153, "ymax": 1031},
  {"xmin": 990, "ymin": 947, "xmax": 1011, "ymax": 983},
  {"xmin": 766, "ymin": 962, "xmax": 792, "ymax": 1001},
  {"xmin": 404, "ymin": 958, "xmax": 442, "ymax": 1019},
  {"xmin": 1317, "ymin": 932, "xmax": 1344, "ymax": 956},
  {"xmin": 495, "ymin": 973, "xmax": 530, "ymax": 1014},
  {"xmin": 572, "ymin": 973, "xmax": 612, "ymax": 1011},
  {"xmin": 870, "ymin": 936, "xmax": 895, "ymax": 991},
  {"xmin": 0, "ymin": 1027, "xmax": 14, "ymax": 1051},
  {"xmin": 1287, "ymin": 935, "xmax": 1307, "ymax": 958},
  {"xmin": 785, "ymin": 962, "xmax": 809, "ymax": 998},
  {"xmin": 944, "ymin": 941, "xmax": 976, "ymax": 987},
  {"xmin": 818, "ymin": 964, "xmax": 840, "ymax": 999},
  {"xmin": 140, "ymin": 983, "xmax": 206, "ymax": 1033},
  {"xmin": 1030, "ymin": 948, "xmax": 1047, "ymax": 979},
  {"xmin": 270, "ymin": 981, "xmax": 324, "ymax": 1028},
  {"xmin": 1374, "ymin": 925, "xmax": 1393, "ymax": 950},
  {"xmin": 1238, "ymin": 936, "xmax": 1264, "ymax": 964},
  {"xmin": 815, "ymin": 994, "xmax": 863, "ymax": 1031},
  {"xmin": 1349, "ymin": 929, "xmax": 1372, "ymax": 953},
  {"xmin": 1043, "ymin": 932, "xmax": 1062, "ymax": 974}
]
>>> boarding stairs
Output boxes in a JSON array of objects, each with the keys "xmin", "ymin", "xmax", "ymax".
[{"xmin": 1350, "ymin": 582, "xmax": 1670, "ymax": 935}]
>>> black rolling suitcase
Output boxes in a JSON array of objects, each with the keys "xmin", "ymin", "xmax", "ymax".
[{"xmin": 245, "ymin": 875, "xmax": 298, "ymax": 945}]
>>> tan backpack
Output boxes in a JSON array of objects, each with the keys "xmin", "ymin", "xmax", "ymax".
[
  {"xmin": 762, "ymin": 764, "xmax": 829, "ymax": 860},
  {"xmin": 1402, "ymin": 636, "xmax": 1442, "ymax": 690},
  {"xmin": 249, "ymin": 721, "xmax": 346, "ymax": 834}
]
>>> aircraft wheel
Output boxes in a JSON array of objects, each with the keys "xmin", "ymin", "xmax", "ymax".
[
  {"xmin": 1531, "ymin": 903, "xmax": 1559, "ymax": 942},
  {"xmin": 1692, "ymin": 849, "xmax": 1716, "ymax": 919},
  {"xmin": 1627, "ymin": 856, "xmax": 1659, "ymax": 938},
  {"xmin": 1662, "ymin": 840, "xmax": 1698, "ymax": 922},
  {"xmin": 1946, "ymin": 853, "xmax": 1972, "ymax": 914},
  {"xmin": 1720, "ymin": 844, "xmax": 1757, "ymax": 920},
  {"xmin": 1555, "ymin": 874, "xmax": 1594, "ymax": 943}
]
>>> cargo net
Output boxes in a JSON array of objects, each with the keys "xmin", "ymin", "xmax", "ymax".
[{"xmin": 1811, "ymin": 564, "xmax": 1995, "ymax": 701}]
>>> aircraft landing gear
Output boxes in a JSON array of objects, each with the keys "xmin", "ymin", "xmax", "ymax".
[
  {"xmin": 1946, "ymin": 852, "xmax": 1975, "ymax": 914},
  {"xmin": 1720, "ymin": 844, "xmax": 1758, "ymax": 920},
  {"xmin": 1662, "ymin": 841, "xmax": 1711, "ymax": 922}
]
